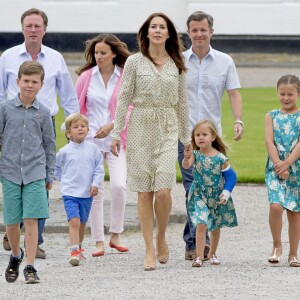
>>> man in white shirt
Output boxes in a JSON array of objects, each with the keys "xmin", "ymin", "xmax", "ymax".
[
  {"xmin": 0, "ymin": 8, "xmax": 79, "ymax": 258},
  {"xmin": 179, "ymin": 11, "xmax": 243, "ymax": 260}
]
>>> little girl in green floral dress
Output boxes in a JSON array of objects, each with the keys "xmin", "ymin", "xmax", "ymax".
[{"xmin": 182, "ymin": 119, "xmax": 238, "ymax": 267}]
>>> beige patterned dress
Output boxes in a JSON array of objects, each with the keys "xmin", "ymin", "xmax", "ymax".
[{"xmin": 111, "ymin": 53, "xmax": 190, "ymax": 192}]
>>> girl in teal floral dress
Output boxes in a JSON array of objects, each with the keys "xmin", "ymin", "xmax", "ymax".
[
  {"xmin": 265, "ymin": 74, "xmax": 300, "ymax": 267},
  {"xmin": 182, "ymin": 120, "xmax": 238, "ymax": 267}
]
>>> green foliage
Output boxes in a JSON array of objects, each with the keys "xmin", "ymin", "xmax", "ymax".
[
  {"xmin": 56, "ymin": 88, "xmax": 288, "ymax": 183},
  {"xmin": 176, "ymin": 87, "xmax": 280, "ymax": 183}
]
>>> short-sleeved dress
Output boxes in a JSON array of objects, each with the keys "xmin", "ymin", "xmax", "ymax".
[
  {"xmin": 265, "ymin": 110, "xmax": 300, "ymax": 212},
  {"xmin": 111, "ymin": 53, "xmax": 191, "ymax": 192},
  {"xmin": 187, "ymin": 151, "xmax": 238, "ymax": 232}
]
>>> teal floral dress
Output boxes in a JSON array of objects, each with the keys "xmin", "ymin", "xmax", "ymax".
[
  {"xmin": 187, "ymin": 151, "xmax": 238, "ymax": 232},
  {"xmin": 265, "ymin": 110, "xmax": 300, "ymax": 212}
]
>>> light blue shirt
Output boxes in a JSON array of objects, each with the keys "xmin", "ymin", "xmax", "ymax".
[
  {"xmin": 54, "ymin": 140, "xmax": 104, "ymax": 198},
  {"xmin": 0, "ymin": 43, "xmax": 79, "ymax": 117},
  {"xmin": 183, "ymin": 46, "xmax": 241, "ymax": 135}
]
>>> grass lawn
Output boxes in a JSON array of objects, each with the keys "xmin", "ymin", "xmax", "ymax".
[{"xmin": 55, "ymin": 87, "xmax": 286, "ymax": 183}]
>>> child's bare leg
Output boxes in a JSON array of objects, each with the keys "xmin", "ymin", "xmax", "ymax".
[
  {"xmin": 208, "ymin": 228, "xmax": 220, "ymax": 258},
  {"xmin": 79, "ymin": 223, "xmax": 86, "ymax": 245},
  {"xmin": 6, "ymin": 224, "xmax": 21, "ymax": 256},
  {"xmin": 195, "ymin": 224, "xmax": 207, "ymax": 259},
  {"xmin": 69, "ymin": 218, "xmax": 80, "ymax": 245},
  {"xmin": 287, "ymin": 210, "xmax": 300, "ymax": 258},
  {"xmin": 23, "ymin": 219, "xmax": 38, "ymax": 265},
  {"xmin": 269, "ymin": 204, "xmax": 283, "ymax": 251}
]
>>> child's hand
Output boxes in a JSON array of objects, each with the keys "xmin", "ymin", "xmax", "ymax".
[
  {"xmin": 274, "ymin": 160, "xmax": 289, "ymax": 175},
  {"xmin": 217, "ymin": 190, "xmax": 230, "ymax": 204},
  {"xmin": 46, "ymin": 182, "xmax": 53, "ymax": 191},
  {"xmin": 279, "ymin": 170, "xmax": 289, "ymax": 180},
  {"xmin": 90, "ymin": 186, "xmax": 98, "ymax": 197}
]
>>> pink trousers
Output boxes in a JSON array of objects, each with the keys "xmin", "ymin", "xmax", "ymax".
[{"xmin": 89, "ymin": 147, "xmax": 127, "ymax": 242}]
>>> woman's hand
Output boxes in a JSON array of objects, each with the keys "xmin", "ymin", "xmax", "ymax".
[
  {"xmin": 94, "ymin": 123, "xmax": 114, "ymax": 139},
  {"xmin": 111, "ymin": 139, "xmax": 120, "ymax": 157}
]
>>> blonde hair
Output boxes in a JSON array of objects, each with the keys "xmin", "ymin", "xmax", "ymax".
[
  {"xmin": 65, "ymin": 113, "xmax": 89, "ymax": 131},
  {"xmin": 191, "ymin": 120, "xmax": 229, "ymax": 155}
]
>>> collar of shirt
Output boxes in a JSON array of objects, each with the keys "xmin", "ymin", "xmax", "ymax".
[
  {"xmin": 14, "ymin": 94, "xmax": 39, "ymax": 109},
  {"xmin": 18, "ymin": 42, "xmax": 46, "ymax": 59},
  {"xmin": 68, "ymin": 140, "xmax": 86, "ymax": 148},
  {"xmin": 92, "ymin": 64, "xmax": 121, "ymax": 78},
  {"xmin": 186, "ymin": 45, "xmax": 215, "ymax": 62}
]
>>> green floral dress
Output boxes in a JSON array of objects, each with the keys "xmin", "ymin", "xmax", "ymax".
[
  {"xmin": 187, "ymin": 151, "xmax": 238, "ymax": 232},
  {"xmin": 265, "ymin": 110, "xmax": 300, "ymax": 212}
]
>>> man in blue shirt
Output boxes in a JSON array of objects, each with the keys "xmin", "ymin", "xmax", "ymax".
[
  {"xmin": 0, "ymin": 8, "xmax": 79, "ymax": 258},
  {"xmin": 179, "ymin": 11, "xmax": 244, "ymax": 260}
]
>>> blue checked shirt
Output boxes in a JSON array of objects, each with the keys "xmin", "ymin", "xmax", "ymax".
[{"xmin": 0, "ymin": 96, "xmax": 56, "ymax": 185}]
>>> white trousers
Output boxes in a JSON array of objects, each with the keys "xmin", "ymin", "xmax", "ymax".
[{"xmin": 89, "ymin": 147, "xmax": 127, "ymax": 242}]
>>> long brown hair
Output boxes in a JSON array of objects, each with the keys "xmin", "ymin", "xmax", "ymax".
[
  {"xmin": 138, "ymin": 12, "xmax": 186, "ymax": 74},
  {"xmin": 76, "ymin": 34, "xmax": 131, "ymax": 75},
  {"xmin": 191, "ymin": 120, "xmax": 229, "ymax": 156}
]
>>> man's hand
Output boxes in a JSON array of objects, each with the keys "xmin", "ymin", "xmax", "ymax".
[{"xmin": 233, "ymin": 123, "xmax": 243, "ymax": 141}]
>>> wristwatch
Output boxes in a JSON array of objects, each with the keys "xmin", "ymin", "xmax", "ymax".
[{"xmin": 234, "ymin": 120, "xmax": 244, "ymax": 127}]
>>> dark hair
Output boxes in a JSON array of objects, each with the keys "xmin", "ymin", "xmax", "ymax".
[
  {"xmin": 76, "ymin": 34, "xmax": 131, "ymax": 75},
  {"xmin": 18, "ymin": 61, "xmax": 45, "ymax": 81},
  {"xmin": 277, "ymin": 74, "xmax": 300, "ymax": 92},
  {"xmin": 21, "ymin": 8, "xmax": 48, "ymax": 29},
  {"xmin": 138, "ymin": 12, "xmax": 186, "ymax": 74},
  {"xmin": 191, "ymin": 120, "xmax": 229, "ymax": 155},
  {"xmin": 186, "ymin": 11, "xmax": 214, "ymax": 31}
]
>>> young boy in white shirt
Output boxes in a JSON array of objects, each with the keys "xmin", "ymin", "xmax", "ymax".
[{"xmin": 55, "ymin": 113, "xmax": 104, "ymax": 266}]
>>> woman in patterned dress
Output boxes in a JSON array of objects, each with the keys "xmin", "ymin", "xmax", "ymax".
[
  {"xmin": 111, "ymin": 13, "xmax": 191, "ymax": 271},
  {"xmin": 182, "ymin": 120, "xmax": 238, "ymax": 267},
  {"xmin": 265, "ymin": 74, "xmax": 300, "ymax": 267}
]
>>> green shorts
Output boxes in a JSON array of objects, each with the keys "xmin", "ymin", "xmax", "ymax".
[{"xmin": 1, "ymin": 178, "xmax": 49, "ymax": 225}]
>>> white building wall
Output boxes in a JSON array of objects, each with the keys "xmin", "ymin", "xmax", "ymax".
[{"xmin": 0, "ymin": 0, "xmax": 299, "ymax": 35}]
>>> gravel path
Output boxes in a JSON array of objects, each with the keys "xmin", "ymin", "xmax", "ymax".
[{"xmin": 0, "ymin": 184, "xmax": 299, "ymax": 299}]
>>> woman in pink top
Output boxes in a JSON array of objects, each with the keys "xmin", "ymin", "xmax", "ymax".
[{"xmin": 75, "ymin": 34, "xmax": 132, "ymax": 256}]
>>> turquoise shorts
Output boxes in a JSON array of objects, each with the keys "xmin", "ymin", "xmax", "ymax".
[{"xmin": 1, "ymin": 178, "xmax": 49, "ymax": 225}]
